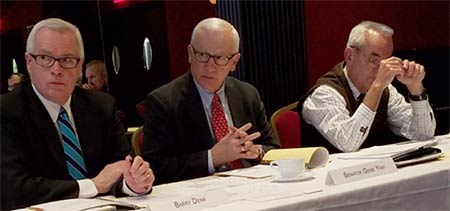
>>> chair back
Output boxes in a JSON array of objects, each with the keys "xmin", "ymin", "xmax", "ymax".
[
  {"xmin": 136, "ymin": 100, "xmax": 146, "ymax": 119},
  {"xmin": 131, "ymin": 126, "xmax": 144, "ymax": 155},
  {"xmin": 270, "ymin": 102, "xmax": 301, "ymax": 148}
]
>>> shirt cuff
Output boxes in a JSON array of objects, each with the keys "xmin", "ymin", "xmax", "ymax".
[
  {"xmin": 207, "ymin": 150, "xmax": 215, "ymax": 174},
  {"xmin": 122, "ymin": 180, "xmax": 143, "ymax": 196},
  {"xmin": 410, "ymin": 99, "xmax": 430, "ymax": 113},
  {"xmin": 77, "ymin": 179, "xmax": 98, "ymax": 198},
  {"xmin": 358, "ymin": 103, "xmax": 377, "ymax": 119},
  {"xmin": 123, "ymin": 179, "xmax": 152, "ymax": 196}
]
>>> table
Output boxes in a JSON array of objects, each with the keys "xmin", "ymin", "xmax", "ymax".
[
  {"xmin": 147, "ymin": 134, "xmax": 450, "ymax": 211},
  {"xmin": 17, "ymin": 135, "xmax": 450, "ymax": 211}
]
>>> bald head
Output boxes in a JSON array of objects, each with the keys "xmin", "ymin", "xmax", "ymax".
[{"xmin": 190, "ymin": 18, "xmax": 240, "ymax": 53}]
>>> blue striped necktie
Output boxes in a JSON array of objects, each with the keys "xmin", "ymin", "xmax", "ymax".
[{"xmin": 57, "ymin": 107, "xmax": 88, "ymax": 179}]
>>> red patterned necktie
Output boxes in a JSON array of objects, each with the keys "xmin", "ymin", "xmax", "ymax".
[{"xmin": 211, "ymin": 93, "xmax": 244, "ymax": 170}]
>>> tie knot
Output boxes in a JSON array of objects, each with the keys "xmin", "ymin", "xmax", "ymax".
[
  {"xmin": 59, "ymin": 107, "xmax": 69, "ymax": 120},
  {"xmin": 358, "ymin": 93, "xmax": 365, "ymax": 100},
  {"xmin": 212, "ymin": 93, "xmax": 221, "ymax": 107},
  {"xmin": 59, "ymin": 107, "xmax": 67, "ymax": 114}
]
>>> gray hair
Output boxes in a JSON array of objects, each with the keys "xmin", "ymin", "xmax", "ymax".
[
  {"xmin": 26, "ymin": 18, "xmax": 84, "ymax": 59},
  {"xmin": 190, "ymin": 18, "xmax": 240, "ymax": 53},
  {"xmin": 86, "ymin": 60, "xmax": 107, "ymax": 76},
  {"xmin": 346, "ymin": 21, "xmax": 393, "ymax": 48}
]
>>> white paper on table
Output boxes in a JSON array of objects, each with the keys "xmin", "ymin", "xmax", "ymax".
[
  {"xmin": 225, "ymin": 179, "xmax": 322, "ymax": 202},
  {"xmin": 13, "ymin": 198, "xmax": 143, "ymax": 211},
  {"xmin": 147, "ymin": 175, "xmax": 270, "ymax": 200},
  {"xmin": 214, "ymin": 165, "xmax": 276, "ymax": 179}
]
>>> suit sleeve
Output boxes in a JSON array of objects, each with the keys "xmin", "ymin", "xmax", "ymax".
[
  {"xmin": 106, "ymin": 97, "xmax": 132, "ymax": 196},
  {"xmin": 141, "ymin": 94, "xmax": 210, "ymax": 185},
  {"xmin": 246, "ymin": 87, "xmax": 280, "ymax": 165}
]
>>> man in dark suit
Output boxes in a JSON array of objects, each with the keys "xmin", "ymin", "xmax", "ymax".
[
  {"xmin": 0, "ymin": 18, "xmax": 154, "ymax": 210},
  {"xmin": 141, "ymin": 18, "xmax": 279, "ymax": 185}
]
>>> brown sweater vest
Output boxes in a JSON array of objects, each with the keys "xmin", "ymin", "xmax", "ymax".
[{"xmin": 298, "ymin": 62, "xmax": 405, "ymax": 153}]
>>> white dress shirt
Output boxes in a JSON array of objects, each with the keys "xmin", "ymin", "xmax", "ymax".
[{"xmin": 302, "ymin": 68, "xmax": 436, "ymax": 152}]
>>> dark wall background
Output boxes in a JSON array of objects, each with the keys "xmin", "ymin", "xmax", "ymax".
[
  {"xmin": 303, "ymin": 1, "xmax": 449, "ymax": 134},
  {"xmin": 303, "ymin": 1, "xmax": 449, "ymax": 86},
  {"xmin": 217, "ymin": 0, "xmax": 309, "ymax": 116}
]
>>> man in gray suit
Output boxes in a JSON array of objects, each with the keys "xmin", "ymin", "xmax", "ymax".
[
  {"xmin": 1, "ymin": 18, "xmax": 154, "ymax": 210},
  {"xmin": 142, "ymin": 18, "xmax": 279, "ymax": 185}
]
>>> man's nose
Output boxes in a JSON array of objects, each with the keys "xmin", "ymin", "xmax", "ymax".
[
  {"xmin": 50, "ymin": 61, "xmax": 64, "ymax": 76},
  {"xmin": 204, "ymin": 57, "xmax": 217, "ymax": 72}
]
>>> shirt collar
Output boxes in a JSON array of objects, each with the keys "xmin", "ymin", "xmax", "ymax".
[
  {"xmin": 193, "ymin": 78, "xmax": 226, "ymax": 110},
  {"xmin": 343, "ymin": 66, "xmax": 361, "ymax": 99},
  {"xmin": 31, "ymin": 83, "xmax": 72, "ymax": 123}
]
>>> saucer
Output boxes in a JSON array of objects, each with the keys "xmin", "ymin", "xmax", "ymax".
[{"xmin": 272, "ymin": 172, "xmax": 315, "ymax": 183}]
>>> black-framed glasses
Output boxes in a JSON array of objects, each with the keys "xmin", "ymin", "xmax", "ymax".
[
  {"xmin": 29, "ymin": 53, "xmax": 81, "ymax": 69},
  {"xmin": 350, "ymin": 46, "xmax": 381, "ymax": 67},
  {"xmin": 191, "ymin": 46, "xmax": 237, "ymax": 66}
]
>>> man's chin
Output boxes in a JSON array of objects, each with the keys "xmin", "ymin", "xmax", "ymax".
[
  {"xmin": 46, "ymin": 92, "xmax": 71, "ymax": 105},
  {"xmin": 199, "ymin": 81, "xmax": 218, "ymax": 92}
]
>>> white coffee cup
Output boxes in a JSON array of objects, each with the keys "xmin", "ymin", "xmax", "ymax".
[{"xmin": 270, "ymin": 158, "xmax": 305, "ymax": 178}]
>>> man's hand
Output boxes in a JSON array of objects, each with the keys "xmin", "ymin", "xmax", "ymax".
[
  {"xmin": 123, "ymin": 155, "xmax": 155, "ymax": 194},
  {"xmin": 91, "ymin": 160, "xmax": 128, "ymax": 194},
  {"xmin": 81, "ymin": 83, "xmax": 95, "ymax": 90},
  {"xmin": 365, "ymin": 57, "xmax": 405, "ymax": 111},
  {"xmin": 396, "ymin": 59, "xmax": 425, "ymax": 95},
  {"xmin": 372, "ymin": 57, "xmax": 404, "ymax": 90},
  {"xmin": 211, "ymin": 123, "xmax": 262, "ymax": 167}
]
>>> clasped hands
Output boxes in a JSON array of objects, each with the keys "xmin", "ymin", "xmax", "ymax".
[
  {"xmin": 211, "ymin": 122, "xmax": 262, "ymax": 167},
  {"xmin": 92, "ymin": 155, "xmax": 154, "ymax": 195},
  {"xmin": 376, "ymin": 57, "xmax": 425, "ymax": 94}
]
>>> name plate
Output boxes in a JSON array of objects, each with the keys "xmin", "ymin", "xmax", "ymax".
[
  {"xmin": 150, "ymin": 189, "xmax": 230, "ymax": 211},
  {"xmin": 325, "ymin": 158, "xmax": 397, "ymax": 185}
]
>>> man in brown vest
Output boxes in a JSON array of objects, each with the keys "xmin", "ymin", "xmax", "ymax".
[{"xmin": 299, "ymin": 21, "xmax": 436, "ymax": 153}]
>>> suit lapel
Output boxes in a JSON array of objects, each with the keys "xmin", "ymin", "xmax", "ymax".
[
  {"xmin": 70, "ymin": 89, "xmax": 101, "ymax": 175},
  {"xmin": 225, "ymin": 78, "xmax": 246, "ymax": 128},
  {"xmin": 25, "ymin": 84, "xmax": 67, "ymax": 172},
  {"xmin": 70, "ymin": 90, "xmax": 89, "ymax": 150},
  {"xmin": 182, "ymin": 73, "xmax": 214, "ymax": 145}
]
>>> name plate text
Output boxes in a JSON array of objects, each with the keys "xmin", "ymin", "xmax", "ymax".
[
  {"xmin": 150, "ymin": 189, "xmax": 230, "ymax": 211},
  {"xmin": 326, "ymin": 158, "xmax": 397, "ymax": 185}
]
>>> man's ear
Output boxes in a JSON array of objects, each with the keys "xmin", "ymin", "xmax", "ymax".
[
  {"xmin": 187, "ymin": 45, "xmax": 193, "ymax": 64},
  {"xmin": 25, "ymin": 53, "xmax": 33, "ymax": 75},
  {"xmin": 344, "ymin": 47, "xmax": 353, "ymax": 63},
  {"xmin": 229, "ymin": 53, "xmax": 241, "ymax": 72}
]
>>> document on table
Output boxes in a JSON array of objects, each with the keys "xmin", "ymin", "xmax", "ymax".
[
  {"xmin": 214, "ymin": 165, "xmax": 276, "ymax": 179},
  {"xmin": 14, "ymin": 198, "xmax": 146, "ymax": 211},
  {"xmin": 261, "ymin": 147, "xmax": 330, "ymax": 168},
  {"xmin": 336, "ymin": 139, "xmax": 438, "ymax": 160},
  {"xmin": 225, "ymin": 181, "xmax": 322, "ymax": 202}
]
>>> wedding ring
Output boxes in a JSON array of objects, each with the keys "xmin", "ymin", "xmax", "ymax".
[{"xmin": 146, "ymin": 171, "xmax": 151, "ymax": 178}]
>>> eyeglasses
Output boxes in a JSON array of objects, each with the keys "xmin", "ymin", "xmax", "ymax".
[
  {"xmin": 29, "ymin": 53, "xmax": 81, "ymax": 69},
  {"xmin": 191, "ymin": 46, "xmax": 237, "ymax": 66},
  {"xmin": 350, "ymin": 46, "xmax": 381, "ymax": 67}
]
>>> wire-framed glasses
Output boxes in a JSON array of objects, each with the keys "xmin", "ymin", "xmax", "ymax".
[{"xmin": 350, "ymin": 46, "xmax": 381, "ymax": 67}]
